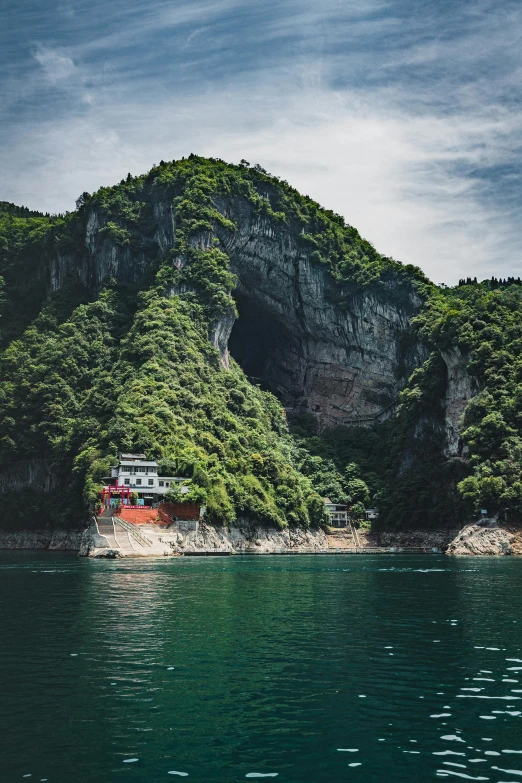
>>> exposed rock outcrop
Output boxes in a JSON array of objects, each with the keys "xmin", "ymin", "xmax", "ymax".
[
  {"xmin": 442, "ymin": 348, "xmax": 478, "ymax": 457},
  {"xmin": 181, "ymin": 522, "xmax": 328, "ymax": 553},
  {"xmin": 48, "ymin": 194, "xmax": 431, "ymax": 428},
  {"xmin": 0, "ymin": 459, "xmax": 64, "ymax": 493},
  {"xmin": 326, "ymin": 527, "xmax": 458, "ymax": 551},
  {"xmin": 364, "ymin": 528, "xmax": 459, "ymax": 550},
  {"xmin": 79, "ymin": 520, "xmax": 329, "ymax": 557},
  {"xmin": 0, "ymin": 529, "xmax": 84, "ymax": 550},
  {"xmin": 8, "ymin": 520, "xmax": 522, "ymax": 556},
  {"xmin": 447, "ymin": 522, "xmax": 515, "ymax": 555},
  {"xmin": 217, "ymin": 204, "xmax": 428, "ymax": 426},
  {"xmin": 0, "ymin": 458, "xmax": 85, "ymax": 531}
]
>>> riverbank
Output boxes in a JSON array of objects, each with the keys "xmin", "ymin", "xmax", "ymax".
[
  {"xmin": 80, "ymin": 519, "xmax": 330, "ymax": 557},
  {"xmin": 446, "ymin": 522, "xmax": 522, "ymax": 555},
  {"xmin": 0, "ymin": 529, "xmax": 85, "ymax": 551},
  {"xmin": 327, "ymin": 527, "xmax": 459, "ymax": 552},
  {"xmin": 1, "ymin": 519, "xmax": 521, "ymax": 556}
]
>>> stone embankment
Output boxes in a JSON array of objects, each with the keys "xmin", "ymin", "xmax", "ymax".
[
  {"xmin": 361, "ymin": 528, "xmax": 459, "ymax": 550},
  {"xmin": 326, "ymin": 527, "xmax": 459, "ymax": 551},
  {"xmin": 327, "ymin": 524, "xmax": 522, "ymax": 555},
  {"xmin": 79, "ymin": 518, "xmax": 329, "ymax": 557},
  {"xmin": 2, "ymin": 520, "xmax": 522, "ymax": 556}
]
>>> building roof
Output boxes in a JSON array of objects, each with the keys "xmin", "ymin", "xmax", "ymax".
[
  {"xmin": 325, "ymin": 501, "xmax": 348, "ymax": 510},
  {"xmin": 120, "ymin": 459, "xmax": 158, "ymax": 466},
  {"xmin": 120, "ymin": 453, "xmax": 147, "ymax": 460},
  {"xmin": 118, "ymin": 460, "xmax": 159, "ymax": 467}
]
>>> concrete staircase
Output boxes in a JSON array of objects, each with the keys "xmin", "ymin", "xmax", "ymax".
[
  {"xmin": 113, "ymin": 517, "xmax": 153, "ymax": 554},
  {"xmin": 95, "ymin": 509, "xmax": 159, "ymax": 555},
  {"xmin": 326, "ymin": 522, "xmax": 360, "ymax": 550},
  {"xmin": 96, "ymin": 510, "xmax": 120, "ymax": 550},
  {"xmin": 91, "ymin": 511, "xmax": 211, "ymax": 558}
]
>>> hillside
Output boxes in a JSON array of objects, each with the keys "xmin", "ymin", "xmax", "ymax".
[{"xmin": 1, "ymin": 156, "xmax": 521, "ymax": 532}]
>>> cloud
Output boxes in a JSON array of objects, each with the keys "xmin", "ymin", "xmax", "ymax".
[
  {"xmin": 33, "ymin": 45, "xmax": 76, "ymax": 82},
  {"xmin": 2, "ymin": 0, "xmax": 522, "ymax": 285}
]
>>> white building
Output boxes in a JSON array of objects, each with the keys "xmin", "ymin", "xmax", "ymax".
[
  {"xmin": 104, "ymin": 453, "xmax": 188, "ymax": 506},
  {"xmin": 324, "ymin": 498, "xmax": 349, "ymax": 527}
]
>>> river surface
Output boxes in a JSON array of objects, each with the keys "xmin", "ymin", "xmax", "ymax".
[{"xmin": 1, "ymin": 553, "xmax": 522, "ymax": 782}]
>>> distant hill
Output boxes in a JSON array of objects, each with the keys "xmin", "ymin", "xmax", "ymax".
[{"xmin": 0, "ymin": 201, "xmax": 48, "ymax": 218}]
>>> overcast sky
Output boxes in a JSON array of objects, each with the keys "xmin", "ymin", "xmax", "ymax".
[{"xmin": 2, "ymin": 0, "xmax": 521, "ymax": 284}]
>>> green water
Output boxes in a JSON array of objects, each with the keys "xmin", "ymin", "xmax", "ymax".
[{"xmin": 1, "ymin": 553, "xmax": 522, "ymax": 782}]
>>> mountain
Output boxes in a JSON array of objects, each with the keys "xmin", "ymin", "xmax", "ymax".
[{"xmin": 1, "ymin": 156, "xmax": 521, "ymax": 532}]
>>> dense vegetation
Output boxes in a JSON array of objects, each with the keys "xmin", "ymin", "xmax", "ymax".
[
  {"xmin": 1, "ymin": 156, "xmax": 522, "ymax": 530},
  {"xmin": 2, "ymin": 156, "xmax": 390, "ymax": 530},
  {"xmin": 292, "ymin": 278, "xmax": 522, "ymax": 528},
  {"xmin": 413, "ymin": 282, "xmax": 522, "ymax": 520}
]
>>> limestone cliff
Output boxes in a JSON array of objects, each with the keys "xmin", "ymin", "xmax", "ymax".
[
  {"xmin": 0, "ymin": 158, "xmax": 486, "ymax": 533},
  {"xmin": 45, "ymin": 193, "xmax": 435, "ymax": 429},
  {"xmin": 217, "ymin": 202, "xmax": 429, "ymax": 426},
  {"xmin": 441, "ymin": 348, "xmax": 478, "ymax": 458}
]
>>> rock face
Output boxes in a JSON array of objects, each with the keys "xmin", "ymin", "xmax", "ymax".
[
  {"xmin": 442, "ymin": 349, "xmax": 478, "ymax": 458},
  {"xmin": 0, "ymin": 458, "xmax": 85, "ymax": 530},
  {"xmin": 220, "ymin": 207, "xmax": 428, "ymax": 426},
  {"xmin": 0, "ymin": 529, "xmax": 84, "ymax": 550},
  {"xmin": 447, "ymin": 522, "xmax": 515, "ymax": 555},
  {"xmin": 364, "ymin": 528, "xmax": 459, "ymax": 550},
  {"xmin": 49, "ymin": 202, "xmax": 175, "ymax": 294},
  {"xmin": 48, "ymin": 194, "xmax": 431, "ymax": 428},
  {"xmin": 42, "ymin": 192, "xmax": 475, "ymax": 436},
  {"xmin": 0, "ymin": 459, "xmax": 63, "ymax": 494},
  {"xmin": 181, "ymin": 522, "xmax": 329, "ymax": 554},
  {"xmin": 79, "ymin": 520, "xmax": 329, "ymax": 557}
]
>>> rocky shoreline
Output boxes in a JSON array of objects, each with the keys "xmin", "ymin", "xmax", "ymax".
[
  {"xmin": 79, "ymin": 520, "xmax": 330, "ymax": 558},
  {"xmin": 0, "ymin": 529, "xmax": 85, "ymax": 551},
  {"xmin": 446, "ymin": 523, "xmax": 522, "ymax": 556},
  {"xmin": 1, "ymin": 520, "xmax": 521, "ymax": 556}
]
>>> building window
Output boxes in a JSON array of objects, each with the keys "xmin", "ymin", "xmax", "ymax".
[
  {"xmin": 165, "ymin": 482, "xmax": 170, "ymax": 488},
  {"xmin": 136, "ymin": 479, "xmax": 142, "ymax": 486},
  {"xmin": 159, "ymin": 481, "xmax": 164, "ymax": 487},
  {"xmin": 124, "ymin": 479, "xmax": 130, "ymax": 486},
  {"xmin": 148, "ymin": 479, "xmax": 154, "ymax": 486}
]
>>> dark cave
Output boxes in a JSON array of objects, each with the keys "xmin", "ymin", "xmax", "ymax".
[{"xmin": 227, "ymin": 293, "xmax": 298, "ymax": 399}]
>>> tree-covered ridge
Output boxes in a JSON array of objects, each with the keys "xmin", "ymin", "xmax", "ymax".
[
  {"xmin": 0, "ymin": 280, "xmax": 330, "ymax": 528},
  {"xmin": 6, "ymin": 155, "xmax": 393, "ymax": 529},
  {"xmin": 2, "ymin": 154, "xmax": 522, "ymax": 531},
  {"xmin": 459, "ymin": 276, "xmax": 522, "ymax": 288},
  {"xmin": 0, "ymin": 203, "xmax": 81, "ymax": 347},
  {"xmin": 3, "ymin": 153, "xmax": 419, "ymax": 530},
  {"xmin": 296, "ymin": 280, "xmax": 522, "ymax": 528},
  {"xmin": 412, "ymin": 281, "xmax": 522, "ymax": 519},
  {"xmin": 75, "ymin": 155, "xmax": 432, "ymax": 296},
  {"xmin": 0, "ymin": 202, "xmax": 49, "ymax": 218}
]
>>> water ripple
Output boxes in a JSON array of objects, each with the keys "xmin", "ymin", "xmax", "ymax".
[{"xmin": 1, "ymin": 551, "xmax": 522, "ymax": 782}]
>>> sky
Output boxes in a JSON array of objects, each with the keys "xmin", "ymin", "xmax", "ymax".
[{"xmin": 1, "ymin": 0, "xmax": 521, "ymax": 284}]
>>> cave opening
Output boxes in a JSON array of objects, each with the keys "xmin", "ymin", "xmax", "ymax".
[{"xmin": 228, "ymin": 293, "xmax": 297, "ymax": 400}]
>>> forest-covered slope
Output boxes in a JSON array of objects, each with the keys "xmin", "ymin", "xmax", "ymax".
[{"xmin": 1, "ymin": 156, "xmax": 521, "ymax": 531}]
